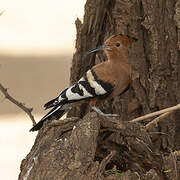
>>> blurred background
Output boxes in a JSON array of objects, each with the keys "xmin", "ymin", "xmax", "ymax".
[{"xmin": 0, "ymin": 0, "xmax": 85, "ymax": 179}]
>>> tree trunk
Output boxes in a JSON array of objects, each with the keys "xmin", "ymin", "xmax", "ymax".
[{"xmin": 19, "ymin": 0, "xmax": 180, "ymax": 179}]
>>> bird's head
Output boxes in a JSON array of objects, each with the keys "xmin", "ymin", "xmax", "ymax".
[{"xmin": 86, "ymin": 34, "xmax": 137, "ymax": 58}]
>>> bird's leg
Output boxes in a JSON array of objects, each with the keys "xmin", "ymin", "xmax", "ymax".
[{"xmin": 92, "ymin": 106, "xmax": 119, "ymax": 117}]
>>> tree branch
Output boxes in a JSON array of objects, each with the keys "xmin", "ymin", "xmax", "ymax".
[
  {"xmin": 97, "ymin": 151, "xmax": 116, "ymax": 177},
  {"xmin": 0, "ymin": 83, "xmax": 36, "ymax": 126},
  {"xmin": 0, "ymin": 10, "xmax": 5, "ymax": 16},
  {"xmin": 173, "ymin": 151, "xmax": 180, "ymax": 157},
  {"xmin": 130, "ymin": 103, "xmax": 180, "ymax": 123},
  {"xmin": 145, "ymin": 111, "xmax": 173, "ymax": 130}
]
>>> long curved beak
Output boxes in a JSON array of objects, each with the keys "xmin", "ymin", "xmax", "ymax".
[{"xmin": 85, "ymin": 45, "xmax": 110, "ymax": 56}]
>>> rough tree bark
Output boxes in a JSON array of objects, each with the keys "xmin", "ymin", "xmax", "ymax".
[{"xmin": 19, "ymin": 0, "xmax": 180, "ymax": 179}]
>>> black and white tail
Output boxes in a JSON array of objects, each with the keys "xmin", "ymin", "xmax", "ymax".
[
  {"xmin": 30, "ymin": 69, "xmax": 113, "ymax": 131},
  {"xmin": 29, "ymin": 104, "xmax": 70, "ymax": 131},
  {"xmin": 44, "ymin": 97, "xmax": 59, "ymax": 109},
  {"xmin": 44, "ymin": 88, "xmax": 68, "ymax": 109}
]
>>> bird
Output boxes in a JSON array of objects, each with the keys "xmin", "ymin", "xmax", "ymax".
[{"xmin": 30, "ymin": 34, "xmax": 137, "ymax": 132}]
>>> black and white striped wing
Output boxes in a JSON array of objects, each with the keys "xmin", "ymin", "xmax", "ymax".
[{"xmin": 58, "ymin": 69, "xmax": 114, "ymax": 103}]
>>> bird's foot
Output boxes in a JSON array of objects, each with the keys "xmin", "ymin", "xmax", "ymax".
[{"xmin": 92, "ymin": 106, "xmax": 119, "ymax": 117}]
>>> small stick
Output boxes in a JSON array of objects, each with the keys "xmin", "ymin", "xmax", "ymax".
[
  {"xmin": 145, "ymin": 111, "xmax": 174, "ymax": 130},
  {"xmin": 98, "ymin": 151, "xmax": 116, "ymax": 175},
  {"xmin": 171, "ymin": 151, "xmax": 178, "ymax": 180},
  {"xmin": 173, "ymin": 151, "xmax": 180, "ymax": 157},
  {"xmin": 0, "ymin": 83, "xmax": 36, "ymax": 125},
  {"xmin": 148, "ymin": 132, "xmax": 168, "ymax": 136},
  {"xmin": 0, "ymin": 10, "xmax": 5, "ymax": 16},
  {"xmin": 130, "ymin": 104, "xmax": 180, "ymax": 123}
]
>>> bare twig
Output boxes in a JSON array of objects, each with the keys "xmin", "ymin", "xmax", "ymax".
[
  {"xmin": 0, "ymin": 83, "xmax": 36, "ymax": 125},
  {"xmin": 136, "ymin": 137, "xmax": 152, "ymax": 152},
  {"xmin": 148, "ymin": 132, "xmax": 169, "ymax": 136},
  {"xmin": 49, "ymin": 117, "xmax": 79, "ymax": 127},
  {"xmin": 98, "ymin": 151, "xmax": 116, "ymax": 175},
  {"xmin": 145, "ymin": 111, "xmax": 174, "ymax": 130},
  {"xmin": 130, "ymin": 104, "xmax": 180, "ymax": 123},
  {"xmin": 173, "ymin": 151, "xmax": 180, "ymax": 157},
  {"xmin": 171, "ymin": 151, "xmax": 178, "ymax": 180},
  {"xmin": 0, "ymin": 10, "xmax": 5, "ymax": 16}
]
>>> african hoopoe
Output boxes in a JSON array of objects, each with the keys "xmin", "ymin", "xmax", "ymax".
[{"xmin": 30, "ymin": 34, "xmax": 137, "ymax": 131}]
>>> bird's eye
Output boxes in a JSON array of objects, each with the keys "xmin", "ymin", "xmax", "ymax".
[{"xmin": 115, "ymin": 43, "xmax": 120, "ymax": 47}]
